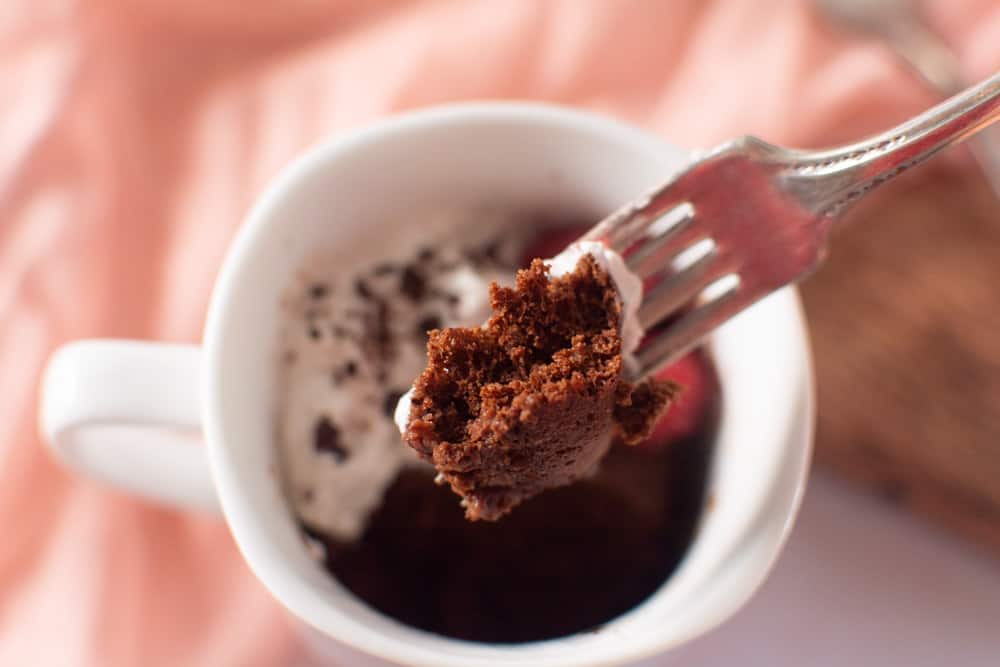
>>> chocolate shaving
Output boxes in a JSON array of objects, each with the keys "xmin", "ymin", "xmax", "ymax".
[
  {"xmin": 428, "ymin": 288, "xmax": 461, "ymax": 306},
  {"xmin": 354, "ymin": 278, "xmax": 373, "ymax": 301},
  {"xmin": 373, "ymin": 299, "xmax": 392, "ymax": 359},
  {"xmin": 466, "ymin": 240, "xmax": 504, "ymax": 266},
  {"xmin": 313, "ymin": 417, "xmax": 349, "ymax": 462},
  {"xmin": 399, "ymin": 265, "xmax": 427, "ymax": 302},
  {"xmin": 332, "ymin": 360, "xmax": 360, "ymax": 385},
  {"xmin": 417, "ymin": 314, "xmax": 442, "ymax": 337},
  {"xmin": 481, "ymin": 240, "xmax": 502, "ymax": 263}
]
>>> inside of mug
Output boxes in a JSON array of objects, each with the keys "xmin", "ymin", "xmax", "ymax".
[{"xmin": 204, "ymin": 105, "xmax": 808, "ymax": 666}]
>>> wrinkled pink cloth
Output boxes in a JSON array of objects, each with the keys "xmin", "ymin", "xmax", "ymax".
[{"xmin": 2, "ymin": 1, "xmax": 998, "ymax": 665}]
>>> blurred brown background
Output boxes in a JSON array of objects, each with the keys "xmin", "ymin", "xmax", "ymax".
[{"xmin": 804, "ymin": 160, "xmax": 1000, "ymax": 555}]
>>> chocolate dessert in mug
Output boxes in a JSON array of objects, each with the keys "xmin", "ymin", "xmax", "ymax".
[{"xmin": 41, "ymin": 104, "xmax": 813, "ymax": 667}]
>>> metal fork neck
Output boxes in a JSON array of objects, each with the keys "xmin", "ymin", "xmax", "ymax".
[{"xmin": 778, "ymin": 69, "xmax": 1000, "ymax": 220}]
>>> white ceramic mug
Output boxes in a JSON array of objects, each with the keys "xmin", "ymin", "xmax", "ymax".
[{"xmin": 40, "ymin": 104, "xmax": 814, "ymax": 667}]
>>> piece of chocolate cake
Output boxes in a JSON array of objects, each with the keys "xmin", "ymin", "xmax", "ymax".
[{"xmin": 402, "ymin": 254, "xmax": 677, "ymax": 521}]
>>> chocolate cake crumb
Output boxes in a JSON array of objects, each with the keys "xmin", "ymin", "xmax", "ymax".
[
  {"xmin": 402, "ymin": 255, "xmax": 677, "ymax": 521},
  {"xmin": 614, "ymin": 379, "xmax": 680, "ymax": 443},
  {"xmin": 314, "ymin": 417, "xmax": 349, "ymax": 463}
]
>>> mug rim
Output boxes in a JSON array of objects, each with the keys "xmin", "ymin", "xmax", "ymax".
[{"xmin": 202, "ymin": 102, "xmax": 814, "ymax": 667}]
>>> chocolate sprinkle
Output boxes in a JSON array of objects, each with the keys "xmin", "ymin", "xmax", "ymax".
[
  {"xmin": 399, "ymin": 265, "xmax": 427, "ymax": 302},
  {"xmin": 354, "ymin": 278, "xmax": 373, "ymax": 300},
  {"xmin": 373, "ymin": 299, "xmax": 392, "ymax": 359},
  {"xmin": 417, "ymin": 314, "xmax": 442, "ymax": 336},
  {"xmin": 313, "ymin": 417, "xmax": 349, "ymax": 462},
  {"xmin": 481, "ymin": 240, "xmax": 502, "ymax": 262},
  {"xmin": 309, "ymin": 283, "xmax": 329, "ymax": 299},
  {"xmin": 467, "ymin": 240, "xmax": 504, "ymax": 266},
  {"xmin": 417, "ymin": 246, "xmax": 435, "ymax": 262},
  {"xmin": 427, "ymin": 288, "xmax": 461, "ymax": 306},
  {"xmin": 332, "ymin": 359, "xmax": 360, "ymax": 386}
]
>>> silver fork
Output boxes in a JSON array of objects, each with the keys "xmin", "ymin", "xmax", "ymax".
[
  {"xmin": 812, "ymin": 0, "xmax": 1000, "ymax": 200},
  {"xmin": 582, "ymin": 70, "xmax": 1000, "ymax": 379}
]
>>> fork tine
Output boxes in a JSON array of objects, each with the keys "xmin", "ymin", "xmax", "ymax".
[
  {"xmin": 625, "ymin": 213, "xmax": 703, "ymax": 275},
  {"xmin": 582, "ymin": 181, "xmax": 691, "ymax": 248},
  {"xmin": 638, "ymin": 252, "xmax": 733, "ymax": 328},
  {"xmin": 596, "ymin": 209, "xmax": 655, "ymax": 249},
  {"xmin": 635, "ymin": 288, "xmax": 744, "ymax": 377}
]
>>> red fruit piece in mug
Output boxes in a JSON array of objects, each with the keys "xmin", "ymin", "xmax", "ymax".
[
  {"xmin": 519, "ymin": 226, "xmax": 587, "ymax": 267},
  {"xmin": 642, "ymin": 352, "xmax": 714, "ymax": 449}
]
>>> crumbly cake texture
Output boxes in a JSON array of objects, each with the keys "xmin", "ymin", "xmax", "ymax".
[{"xmin": 402, "ymin": 255, "xmax": 678, "ymax": 521}]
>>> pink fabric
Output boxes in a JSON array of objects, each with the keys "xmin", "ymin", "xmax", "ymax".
[{"xmin": 2, "ymin": 1, "xmax": 997, "ymax": 664}]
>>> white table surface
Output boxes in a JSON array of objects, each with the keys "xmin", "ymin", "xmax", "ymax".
[{"xmin": 644, "ymin": 471, "xmax": 1000, "ymax": 666}]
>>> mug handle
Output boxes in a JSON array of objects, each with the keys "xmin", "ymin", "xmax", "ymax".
[{"xmin": 40, "ymin": 340, "xmax": 220, "ymax": 512}]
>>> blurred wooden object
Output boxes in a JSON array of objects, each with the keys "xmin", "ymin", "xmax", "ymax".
[{"xmin": 801, "ymin": 162, "xmax": 1000, "ymax": 556}]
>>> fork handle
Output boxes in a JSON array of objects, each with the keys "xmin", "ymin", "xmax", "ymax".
[{"xmin": 783, "ymin": 69, "xmax": 1000, "ymax": 218}]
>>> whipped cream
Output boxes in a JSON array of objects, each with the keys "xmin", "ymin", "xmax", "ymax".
[
  {"xmin": 393, "ymin": 387, "xmax": 415, "ymax": 434},
  {"xmin": 278, "ymin": 211, "xmax": 523, "ymax": 542}
]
